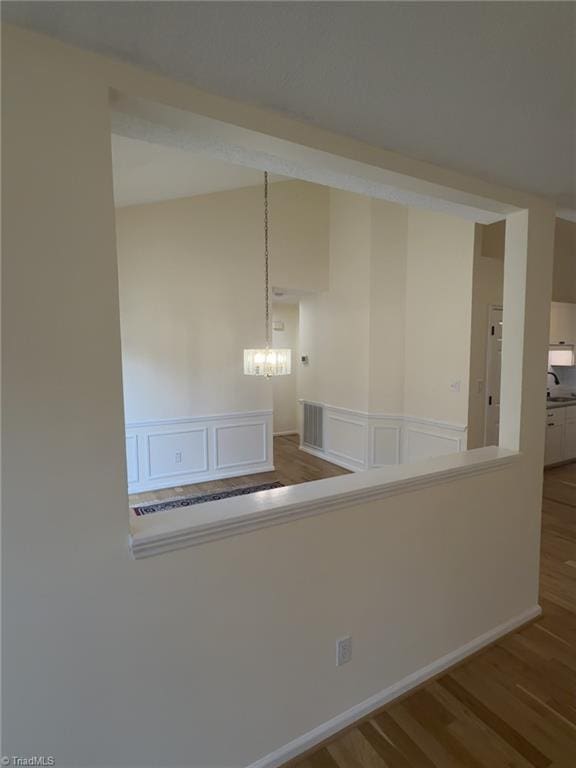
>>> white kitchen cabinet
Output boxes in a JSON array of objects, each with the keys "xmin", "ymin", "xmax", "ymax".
[
  {"xmin": 544, "ymin": 405, "xmax": 576, "ymax": 466},
  {"xmin": 545, "ymin": 421, "xmax": 565, "ymax": 465},
  {"xmin": 549, "ymin": 302, "xmax": 576, "ymax": 346},
  {"xmin": 564, "ymin": 407, "xmax": 576, "ymax": 462},
  {"xmin": 564, "ymin": 421, "xmax": 576, "ymax": 462}
]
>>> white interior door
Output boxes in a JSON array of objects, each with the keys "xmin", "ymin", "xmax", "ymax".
[{"xmin": 484, "ymin": 306, "xmax": 503, "ymax": 446}]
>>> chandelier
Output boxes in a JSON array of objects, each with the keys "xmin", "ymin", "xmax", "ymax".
[{"xmin": 243, "ymin": 172, "xmax": 291, "ymax": 377}]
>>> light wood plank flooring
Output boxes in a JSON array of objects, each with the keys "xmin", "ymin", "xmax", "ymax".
[
  {"xmin": 284, "ymin": 461, "xmax": 576, "ymax": 768},
  {"xmin": 129, "ymin": 434, "xmax": 350, "ymax": 507}
]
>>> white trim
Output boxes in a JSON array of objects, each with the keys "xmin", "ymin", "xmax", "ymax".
[
  {"xmin": 246, "ymin": 604, "xmax": 541, "ymax": 768},
  {"xmin": 321, "ymin": 403, "xmax": 372, "ymax": 419},
  {"xmin": 401, "ymin": 414, "xmax": 467, "ymax": 432},
  {"xmin": 126, "ymin": 411, "xmax": 273, "ymax": 493},
  {"xmin": 146, "ymin": 428, "xmax": 209, "ymax": 480},
  {"xmin": 300, "ymin": 402, "xmax": 468, "ymax": 469},
  {"xmin": 370, "ymin": 424, "xmax": 402, "ymax": 468},
  {"xmin": 402, "ymin": 427, "xmax": 463, "ymax": 465},
  {"xmin": 273, "ymin": 430, "xmax": 299, "ymax": 437},
  {"xmin": 130, "ymin": 447, "xmax": 519, "ymax": 558},
  {"xmin": 298, "ymin": 400, "xmax": 468, "ymax": 432},
  {"xmin": 214, "ymin": 422, "xmax": 268, "ymax": 470},
  {"xmin": 126, "ymin": 409, "xmax": 273, "ymax": 430},
  {"xmin": 125, "ymin": 434, "xmax": 139, "ymax": 484},
  {"xmin": 112, "ymin": 94, "xmax": 517, "ymax": 225},
  {"xmin": 299, "ymin": 444, "xmax": 361, "ymax": 473},
  {"xmin": 557, "ymin": 208, "xmax": 576, "ymax": 224},
  {"xmin": 324, "ymin": 413, "xmax": 367, "ymax": 467},
  {"xmin": 129, "ymin": 464, "xmax": 276, "ymax": 495},
  {"xmin": 404, "ymin": 428, "xmax": 462, "ymax": 448}
]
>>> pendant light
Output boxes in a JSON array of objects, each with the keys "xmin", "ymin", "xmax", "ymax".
[{"xmin": 243, "ymin": 172, "xmax": 291, "ymax": 377}]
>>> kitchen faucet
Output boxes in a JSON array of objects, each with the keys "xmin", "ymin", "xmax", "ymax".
[{"xmin": 547, "ymin": 370, "xmax": 560, "ymax": 400}]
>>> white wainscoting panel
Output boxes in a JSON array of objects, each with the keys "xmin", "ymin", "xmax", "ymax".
[
  {"xmin": 125, "ymin": 435, "xmax": 139, "ymax": 485},
  {"xmin": 404, "ymin": 429, "xmax": 461, "ymax": 463},
  {"xmin": 403, "ymin": 421, "xmax": 465, "ymax": 464},
  {"xmin": 125, "ymin": 411, "xmax": 273, "ymax": 493},
  {"xmin": 148, "ymin": 428, "xmax": 208, "ymax": 480},
  {"xmin": 371, "ymin": 423, "xmax": 402, "ymax": 467},
  {"xmin": 299, "ymin": 402, "xmax": 467, "ymax": 472},
  {"xmin": 324, "ymin": 411, "xmax": 367, "ymax": 470},
  {"xmin": 215, "ymin": 422, "xmax": 267, "ymax": 470}
]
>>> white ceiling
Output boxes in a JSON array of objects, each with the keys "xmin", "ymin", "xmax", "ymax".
[
  {"xmin": 3, "ymin": 2, "xmax": 575, "ymax": 211},
  {"xmin": 111, "ymin": 134, "xmax": 284, "ymax": 207}
]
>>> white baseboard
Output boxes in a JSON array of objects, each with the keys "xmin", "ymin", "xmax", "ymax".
[
  {"xmin": 299, "ymin": 401, "xmax": 468, "ymax": 470},
  {"xmin": 129, "ymin": 464, "xmax": 276, "ymax": 494},
  {"xmin": 247, "ymin": 604, "xmax": 541, "ymax": 768},
  {"xmin": 274, "ymin": 430, "xmax": 300, "ymax": 437},
  {"xmin": 126, "ymin": 411, "xmax": 274, "ymax": 494},
  {"xmin": 299, "ymin": 443, "xmax": 361, "ymax": 473}
]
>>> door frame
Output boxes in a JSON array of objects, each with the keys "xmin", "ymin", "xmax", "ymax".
[{"xmin": 484, "ymin": 304, "xmax": 504, "ymax": 446}]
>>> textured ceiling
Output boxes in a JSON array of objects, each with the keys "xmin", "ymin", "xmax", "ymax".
[
  {"xmin": 111, "ymin": 134, "xmax": 285, "ymax": 207},
  {"xmin": 3, "ymin": 2, "xmax": 575, "ymax": 210}
]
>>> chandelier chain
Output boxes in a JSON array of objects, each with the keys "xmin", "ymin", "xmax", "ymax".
[{"xmin": 264, "ymin": 171, "xmax": 270, "ymax": 348}]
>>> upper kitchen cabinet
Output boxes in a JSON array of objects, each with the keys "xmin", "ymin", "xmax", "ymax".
[
  {"xmin": 549, "ymin": 301, "xmax": 576, "ymax": 346},
  {"xmin": 551, "ymin": 218, "xmax": 576, "ymax": 304}
]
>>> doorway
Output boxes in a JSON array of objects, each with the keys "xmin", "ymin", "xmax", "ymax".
[{"xmin": 484, "ymin": 305, "xmax": 503, "ymax": 446}]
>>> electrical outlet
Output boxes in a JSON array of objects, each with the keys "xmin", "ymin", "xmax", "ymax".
[
  {"xmin": 175, "ymin": 451, "xmax": 182, "ymax": 464},
  {"xmin": 336, "ymin": 636, "xmax": 352, "ymax": 666}
]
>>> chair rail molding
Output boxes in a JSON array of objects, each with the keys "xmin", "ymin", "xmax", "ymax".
[
  {"xmin": 130, "ymin": 446, "xmax": 519, "ymax": 559},
  {"xmin": 125, "ymin": 410, "xmax": 274, "ymax": 493},
  {"xmin": 299, "ymin": 401, "xmax": 468, "ymax": 470}
]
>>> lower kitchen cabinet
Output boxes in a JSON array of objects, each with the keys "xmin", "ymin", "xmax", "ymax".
[
  {"xmin": 545, "ymin": 405, "xmax": 576, "ymax": 466},
  {"xmin": 545, "ymin": 421, "xmax": 565, "ymax": 465},
  {"xmin": 565, "ymin": 420, "xmax": 576, "ymax": 462}
]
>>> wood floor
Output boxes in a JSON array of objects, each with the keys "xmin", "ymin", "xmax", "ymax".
[
  {"xmin": 129, "ymin": 434, "xmax": 350, "ymax": 507},
  {"xmin": 286, "ymin": 461, "xmax": 576, "ymax": 768}
]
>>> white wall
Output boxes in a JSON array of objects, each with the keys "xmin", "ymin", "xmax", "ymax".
[
  {"xmin": 2, "ymin": 24, "xmax": 554, "ymax": 768},
  {"xmin": 118, "ymin": 172, "xmax": 481, "ymax": 458},
  {"xmin": 269, "ymin": 181, "xmax": 330, "ymax": 293},
  {"xmin": 299, "ymin": 189, "xmax": 372, "ymax": 412},
  {"xmin": 369, "ymin": 200, "xmax": 408, "ymax": 413},
  {"xmin": 481, "ymin": 217, "xmax": 576, "ymax": 303},
  {"xmin": 271, "ymin": 303, "xmax": 299, "ymax": 434},
  {"xmin": 117, "ymin": 190, "xmax": 267, "ymax": 421},
  {"xmin": 117, "ymin": 181, "xmax": 327, "ymax": 423},
  {"xmin": 404, "ymin": 208, "xmax": 476, "ymax": 426},
  {"xmin": 299, "ymin": 193, "xmax": 407, "ymax": 415},
  {"xmin": 117, "ymin": 182, "xmax": 325, "ymax": 490},
  {"xmin": 300, "ymin": 198, "xmax": 476, "ymax": 428},
  {"xmin": 299, "ymin": 196, "xmax": 475, "ymax": 466}
]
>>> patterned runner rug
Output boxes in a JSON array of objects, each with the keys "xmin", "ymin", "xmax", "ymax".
[{"xmin": 132, "ymin": 481, "xmax": 285, "ymax": 516}]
